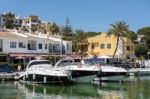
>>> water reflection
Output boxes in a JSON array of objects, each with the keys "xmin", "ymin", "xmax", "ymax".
[
  {"xmin": 19, "ymin": 82, "xmax": 127, "ymax": 99},
  {"xmin": 0, "ymin": 81, "xmax": 26, "ymax": 99},
  {"xmin": 0, "ymin": 76, "xmax": 150, "ymax": 99},
  {"xmin": 22, "ymin": 83, "xmax": 99, "ymax": 99}
]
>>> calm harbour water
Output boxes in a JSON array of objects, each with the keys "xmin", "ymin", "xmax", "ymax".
[{"xmin": 0, "ymin": 76, "xmax": 150, "ymax": 99}]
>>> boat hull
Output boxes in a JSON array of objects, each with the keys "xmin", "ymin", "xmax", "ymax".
[
  {"xmin": 93, "ymin": 76, "xmax": 125, "ymax": 82},
  {"xmin": 94, "ymin": 71, "xmax": 127, "ymax": 82},
  {"xmin": 69, "ymin": 70, "xmax": 98, "ymax": 83},
  {"xmin": 20, "ymin": 74, "xmax": 70, "ymax": 84},
  {"xmin": 72, "ymin": 75, "xmax": 96, "ymax": 83},
  {"xmin": 128, "ymin": 68, "xmax": 150, "ymax": 76},
  {"xmin": 71, "ymin": 70, "xmax": 98, "ymax": 78},
  {"xmin": 97, "ymin": 72, "xmax": 127, "ymax": 77}
]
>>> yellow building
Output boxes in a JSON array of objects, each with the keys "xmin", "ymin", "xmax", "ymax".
[{"xmin": 87, "ymin": 33, "xmax": 134, "ymax": 59}]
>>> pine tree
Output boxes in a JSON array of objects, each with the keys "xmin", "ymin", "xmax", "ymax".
[{"xmin": 61, "ymin": 17, "xmax": 72, "ymax": 40}]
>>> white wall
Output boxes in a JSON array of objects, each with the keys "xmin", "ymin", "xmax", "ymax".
[
  {"xmin": 62, "ymin": 41, "xmax": 72, "ymax": 54},
  {"xmin": 0, "ymin": 33, "xmax": 72, "ymax": 55},
  {"xmin": 0, "ymin": 37, "xmax": 49, "ymax": 54}
]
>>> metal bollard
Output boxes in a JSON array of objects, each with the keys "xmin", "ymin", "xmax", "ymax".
[
  {"xmin": 44, "ymin": 76, "xmax": 47, "ymax": 83},
  {"xmin": 33, "ymin": 74, "xmax": 36, "ymax": 80}
]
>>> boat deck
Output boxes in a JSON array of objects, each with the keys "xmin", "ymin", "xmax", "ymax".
[{"xmin": 128, "ymin": 67, "xmax": 150, "ymax": 76}]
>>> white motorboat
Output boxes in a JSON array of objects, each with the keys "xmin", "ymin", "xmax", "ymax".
[
  {"xmin": 53, "ymin": 57, "xmax": 101, "ymax": 83},
  {"xmin": 85, "ymin": 58, "xmax": 127, "ymax": 82},
  {"xmin": 18, "ymin": 60, "xmax": 70, "ymax": 84},
  {"xmin": 128, "ymin": 67, "xmax": 150, "ymax": 76}
]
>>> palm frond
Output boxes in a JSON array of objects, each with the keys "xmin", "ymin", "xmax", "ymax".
[{"xmin": 107, "ymin": 21, "xmax": 129, "ymax": 37}]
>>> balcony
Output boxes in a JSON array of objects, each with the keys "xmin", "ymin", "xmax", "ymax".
[
  {"xmin": 27, "ymin": 44, "xmax": 37, "ymax": 50},
  {"xmin": 53, "ymin": 50, "xmax": 61, "ymax": 54},
  {"xmin": 49, "ymin": 49, "xmax": 61, "ymax": 54}
]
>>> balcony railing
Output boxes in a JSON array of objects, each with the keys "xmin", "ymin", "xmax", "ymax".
[
  {"xmin": 27, "ymin": 47, "xmax": 37, "ymax": 50},
  {"xmin": 49, "ymin": 49, "xmax": 61, "ymax": 54}
]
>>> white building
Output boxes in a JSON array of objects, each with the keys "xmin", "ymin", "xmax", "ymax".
[
  {"xmin": 22, "ymin": 15, "xmax": 40, "ymax": 32},
  {"xmin": 14, "ymin": 16, "xmax": 22, "ymax": 28},
  {"xmin": 0, "ymin": 29, "xmax": 72, "ymax": 62},
  {"xmin": 0, "ymin": 13, "xmax": 22, "ymax": 28}
]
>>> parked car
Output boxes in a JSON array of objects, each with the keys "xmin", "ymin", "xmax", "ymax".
[{"xmin": 0, "ymin": 64, "xmax": 16, "ymax": 73}]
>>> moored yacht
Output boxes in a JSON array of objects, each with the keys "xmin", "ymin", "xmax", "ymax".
[
  {"xmin": 95, "ymin": 65, "xmax": 127, "ymax": 82},
  {"xmin": 84, "ymin": 58, "xmax": 127, "ymax": 82},
  {"xmin": 53, "ymin": 57, "xmax": 101, "ymax": 83},
  {"xmin": 18, "ymin": 60, "xmax": 70, "ymax": 84}
]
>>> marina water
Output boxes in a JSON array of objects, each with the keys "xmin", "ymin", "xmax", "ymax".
[{"xmin": 1, "ymin": 76, "xmax": 150, "ymax": 99}]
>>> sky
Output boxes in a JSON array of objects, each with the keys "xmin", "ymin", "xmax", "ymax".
[{"xmin": 0, "ymin": 0, "xmax": 150, "ymax": 32}]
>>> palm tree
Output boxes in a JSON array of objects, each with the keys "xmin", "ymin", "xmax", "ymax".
[
  {"xmin": 74, "ymin": 29, "xmax": 88, "ymax": 57},
  {"xmin": 2, "ymin": 12, "xmax": 15, "ymax": 29},
  {"xmin": 107, "ymin": 21, "xmax": 130, "ymax": 58}
]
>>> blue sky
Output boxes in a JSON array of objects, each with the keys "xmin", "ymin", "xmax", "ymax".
[{"xmin": 0, "ymin": 0, "xmax": 150, "ymax": 32}]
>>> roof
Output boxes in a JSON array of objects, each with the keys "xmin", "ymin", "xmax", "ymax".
[
  {"xmin": 0, "ymin": 28, "xmax": 9, "ymax": 32},
  {"xmin": 24, "ymin": 33, "xmax": 55, "ymax": 42},
  {"xmin": 0, "ymin": 30, "xmax": 70, "ymax": 43}
]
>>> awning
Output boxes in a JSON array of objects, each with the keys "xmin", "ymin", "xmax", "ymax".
[
  {"xmin": 9, "ymin": 53, "xmax": 48, "ymax": 57},
  {"xmin": 34, "ymin": 56, "xmax": 44, "ymax": 60},
  {"xmin": 15, "ymin": 56, "xmax": 25, "ymax": 59}
]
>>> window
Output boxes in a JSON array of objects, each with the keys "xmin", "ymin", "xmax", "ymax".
[
  {"xmin": 27, "ymin": 40, "xmax": 37, "ymax": 50},
  {"xmin": 0, "ymin": 39, "xmax": 3, "ymax": 52},
  {"xmin": 100, "ymin": 44, "xmax": 105, "ymax": 49},
  {"xmin": 126, "ymin": 46, "xmax": 130, "ymax": 50},
  {"xmin": 32, "ymin": 20, "xmax": 38, "ymax": 22},
  {"xmin": 48, "ymin": 43, "xmax": 53, "ymax": 52},
  {"xmin": 91, "ymin": 44, "xmax": 94, "ymax": 49},
  {"xmin": 39, "ymin": 43, "xmax": 42, "ymax": 49},
  {"xmin": 19, "ymin": 42, "xmax": 25, "ymax": 48},
  {"xmin": 10, "ymin": 42, "xmax": 16, "ymax": 48},
  {"xmin": 73, "ymin": 59, "xmax": 81, "ymax": 65},
  {"xmin": 45, "ymin": 44, "xmax": 47, "ymax": 49},
  {"xmin": 67, "ymin": 44, "xmax": 69, "ymax": 50},
  {"xmin": 57, "ymin": 60, "xmax": 73, "ymax": 67},
  {"xmin": 19, "ymin": 20, "xmax": 22, "ymax": 24},
  {"xmin": 107, "ymin": 44, "xmax": 111, "ymax": 49},
  {"xmin": 28, "ymin": 60, "xmax": 50, "ymax": 68}
]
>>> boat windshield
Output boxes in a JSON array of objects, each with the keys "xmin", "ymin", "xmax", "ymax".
[
  {"xmin": 84, "ymin": 59, "xmax": 105, "ymax": 65},
  {"xmin": 56, "ymin": 59, "xmax": 81, "ymax": 67},
  {"xmin": 28, "ymin": 61, "xmax": 51, "ymax": 68}
]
